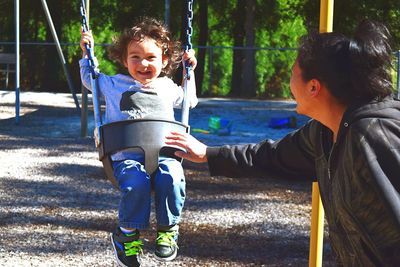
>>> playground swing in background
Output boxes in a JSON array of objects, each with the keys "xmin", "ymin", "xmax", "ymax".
[{"xmin": 80, "ymin": 0, "xmax": 194, "ymax": 188}]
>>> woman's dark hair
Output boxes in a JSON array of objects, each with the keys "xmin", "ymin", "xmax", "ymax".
[
  {"xmin": 297, "ymin": 20, "xmax": 393, "ymax": 104},
  {"xmin": 108, "ymin": 17, "xmax": 182, "ymax": 76}
]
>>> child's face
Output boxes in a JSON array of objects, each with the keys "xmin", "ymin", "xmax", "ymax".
[{"xmin": 124, "ymin": 37, "xmax": 168, "ymax": 85}]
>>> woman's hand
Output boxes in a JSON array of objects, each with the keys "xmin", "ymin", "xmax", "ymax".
[
  {"xmin": 80, "ymin": 30, "xmax": 94, "ymax": 57},
  {"xmin": 165, "ymin": 131, "xmax": 208, "ymax": 163},
  {"xmin": 183, "ymin": 49, "xmax": 197, "ymax": 70}
]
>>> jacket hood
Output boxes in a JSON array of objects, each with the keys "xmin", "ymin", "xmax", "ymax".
[
  {"xmin": 333, "ymin": 96, "xmax": 400, "ymax": 142},
  {"xmin": 343, "ymin": 95, "xmax": 400, "ymax": 125}
]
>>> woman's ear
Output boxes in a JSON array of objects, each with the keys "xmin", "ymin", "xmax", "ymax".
[{"xmin": 309, "ymin": 79, "xmax": 321, "ymax": 97}]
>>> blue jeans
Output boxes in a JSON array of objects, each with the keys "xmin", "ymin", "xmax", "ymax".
[{"xmin": 112, "ymin": 156, "xmax": 186, "ymax": 230}]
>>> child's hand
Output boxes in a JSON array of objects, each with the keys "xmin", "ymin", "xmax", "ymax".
[
  {"xmin": 183, "ymin": 49, "xmax": 197, "ymax": 70},
  {"xmin": 80, "ymin": 30, "xmax": 94, "ymax": 57}
]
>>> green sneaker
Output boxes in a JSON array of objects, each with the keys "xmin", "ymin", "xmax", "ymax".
[
  {"xmin": 111, "ymin": 228, "xmax": 143, "ymax": 267},
  {"xmin": 155, "ymin": 225, "xmax": 179, "ymax": 261}
]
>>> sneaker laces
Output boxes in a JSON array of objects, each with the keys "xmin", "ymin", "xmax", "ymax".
[
  {"xmin": 124, "ymin": 239, "xmax": 143, "ymax": 256},
  {"xmin": 156, "ymin": 231, "xmax": 178, "ymax": 248}
]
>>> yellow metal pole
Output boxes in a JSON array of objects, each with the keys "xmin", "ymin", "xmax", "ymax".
[
  {"xmin": 309, "ymin": 182, "xmax": 325, "ymax": 267},
  {"xmin": 309, "ymin": 1, "xmax": 333, "ymax": 267},
  {"xmin": 319, "ymin": 0, "xmax": 334, "ymax": 33}
]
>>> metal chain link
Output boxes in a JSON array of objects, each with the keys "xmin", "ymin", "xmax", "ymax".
[
  {"xmin": 80, "ymin": 0, "xmax": 102, "ymax": 131},
  {"xmin": 80, "ymin": 0, "xmax": 97, "ymax": 79},
  {"xmin": 185, "ymin": 0, "xmax": 193, "ymax": 51},
  {"xmin": 185, "ymin": 0, "xmax": 194, "ymax": 78},
  {"xmin": 181, "ymin": 0, "xmax": 194, "ymax": 124}
]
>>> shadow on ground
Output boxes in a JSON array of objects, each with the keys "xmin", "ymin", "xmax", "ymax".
[{"xmin": 0, "ymin": 99, "xmax": 337, "ymax": 266}]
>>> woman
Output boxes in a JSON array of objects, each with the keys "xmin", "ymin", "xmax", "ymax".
[{"xmin": 166, "ymin": 20, "xmax": 400, "ymax": 266}]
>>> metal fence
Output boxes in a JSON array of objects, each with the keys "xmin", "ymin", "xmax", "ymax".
[{"xmin": 1, "ymin": 41, "xmax": 400, "ymax": 98}]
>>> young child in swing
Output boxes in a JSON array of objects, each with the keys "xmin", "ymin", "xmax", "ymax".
[{"xmin": 79, "ymin": 16, "xmax": 198, "ymax": 267}]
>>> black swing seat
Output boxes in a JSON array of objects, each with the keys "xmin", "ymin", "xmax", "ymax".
[{"xmin": 97, "ymin": 119, "xmax": 189, "ymax": 188}]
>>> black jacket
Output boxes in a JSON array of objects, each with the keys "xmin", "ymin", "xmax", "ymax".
[{"xmin": 207, "ymin": 96, "xmax": 400, "ymax": 266}]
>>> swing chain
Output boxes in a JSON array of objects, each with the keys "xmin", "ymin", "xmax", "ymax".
[
  {"xmin": 80, "ymin": 0, "xmax": 97, "ymax": 79},
  {"xmin": 185, "ymin": 0, "xmax": 194, "ymax": 79},
  {"xmin": 185, "ymin": 0, "xmax": 193, "ymax": 51}
]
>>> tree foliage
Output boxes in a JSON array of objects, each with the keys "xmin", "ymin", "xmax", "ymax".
[{"xmin": 0, "ymin": 0, "xmax": 398, "ymax": 98}]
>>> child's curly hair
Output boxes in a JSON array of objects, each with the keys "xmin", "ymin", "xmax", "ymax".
[{"xmin": 108, "ymin": 17, "xmax": 182, "ymax": 77}]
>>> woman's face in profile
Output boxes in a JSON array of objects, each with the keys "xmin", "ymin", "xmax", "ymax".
[{"xmin": 290, "ymin": 61, "xmax": 310, "ymax": 115}]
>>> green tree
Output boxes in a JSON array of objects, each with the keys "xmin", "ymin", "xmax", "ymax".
[
  {"xmin": 301, "ymin": 0, "xmax": 400, "ymax": 49},
  {"xmin": 256, "ymin": 0, "xmax": 305, "ymax": 98},
  {"xmin": 1, "ymin": 0, "xmax": 399, "ymax": 97}
]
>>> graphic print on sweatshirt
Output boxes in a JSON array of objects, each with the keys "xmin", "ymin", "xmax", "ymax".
[{"xmin": 120, "ymin": 91, "xmax": 173, "ymax": 120}]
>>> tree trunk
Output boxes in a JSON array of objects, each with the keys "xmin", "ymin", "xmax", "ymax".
[
  {"xmin": 196, "ymin": 0, "xmax": 208, "ymax": 96},
  {"xmin": 241, "ymin": 0, "xmax": 256, "ymax": 97},
  {"xmin": 26, "ymin": 1, "xmax": 42, "ymax": 90},
  {"xmin": 230, "ymin": 0, "xmax": 246, "ymax": 97}
]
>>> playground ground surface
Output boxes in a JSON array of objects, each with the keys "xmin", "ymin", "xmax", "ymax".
[{"xmin": 0, "ymin": 90, "xmax": 337, "ymax": 266}]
